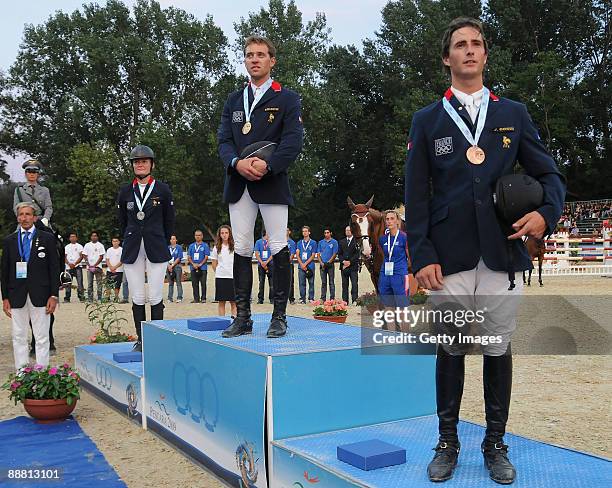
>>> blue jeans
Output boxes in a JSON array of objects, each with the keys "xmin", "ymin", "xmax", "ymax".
[
  {"xmin": 167, "ymin": 265, "xmax": 183, "ymax": 300},
  {"xmin": 122, "ymin": 273, "xmax": 129, "ymax": 301},
  {"xmin": 298, "ymin": 267, "xmax": 315, "ymax": 301}
]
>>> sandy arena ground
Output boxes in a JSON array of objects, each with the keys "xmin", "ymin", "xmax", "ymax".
[{"xmin": 1, "ymin": 269, "xmax": 610, "ymax": 487}]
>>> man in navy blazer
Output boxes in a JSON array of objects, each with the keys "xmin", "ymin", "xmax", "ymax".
[
  {"xmin": 404, "ymin": 18, "xmax": 565, "ymax": 485},
  {"xmin": 218, "ymin": 35, "xmax": 303, "ymax": 339},
  {"xmin": 2, "ymin": 202, "xmax": 59, "ymax": 369},
  {"xmin": 116, "ymin": 145, "xmax": 176, "ymax": 351}
]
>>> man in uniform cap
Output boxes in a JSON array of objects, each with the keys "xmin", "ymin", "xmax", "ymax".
[
  {"xmin": 217, "ymin": 35, "xmax": 303, "ymax": 338},
  {"xmin": 116, "ymin": 145, "xmax": 176, "ymax": 351},
  {"xmin": 13, "ymin": 160, "xmax": 53, "ymax": 229}
]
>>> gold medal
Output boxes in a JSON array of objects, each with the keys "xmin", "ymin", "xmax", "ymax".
[
  {"xmin": 242, "ymin": 121, "xmax": 252, "ymax": 135},
  {"xmin": 466, "ymin": 145, "xmax": 485, "ymax": 165}
]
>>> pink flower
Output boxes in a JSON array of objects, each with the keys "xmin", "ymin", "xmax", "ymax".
[
  {"xmin": 34, "ymin": 364, "xmax": 43, "ymax": 370},
  {"xmin": 311, "ymin": 300, "xmax": 321, "ymax": 306},
  {"xmin": 324, "ymin": 305, "xmax": 333, "ymax": 313},
  {"xmin": 324, "ymin": 300, "xmax": 333, "ymax": 306},
  {"xmin": 10, "ymin": 382, "xmax": 21, "ymax": 390},
  {"xmin": 69, "ymin": 372, "xmax": 78, "ymax": 379},
  {"xmin": 22, "ymin": 367, "xmax": 32, "ymax": 373},
  {"xmin": 63, "ymin": 363, "xmax": 70, "ymax": 369},
  {"xmin": 48, "ymin": 367, "xmax": 58, "ymax": 375}
]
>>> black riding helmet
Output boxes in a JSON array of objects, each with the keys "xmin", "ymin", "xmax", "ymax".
[
  {"xmin": 129, "ymin": 145, "xmax": 155, "ymax": 162},
  {"xmin": 493, "ymin": 173, "xmax": 545, "ymax": 290}
]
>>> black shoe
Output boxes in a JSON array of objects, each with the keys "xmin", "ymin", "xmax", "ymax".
[
  {"xmin": 49, "ymin": 346, "xmax": 57, "ymax": 357},
  {"xmin": 267, "ymin": 313, "xmax": 287, "ymax": 338},
  {"xmin": 222, "ymin": 317, "xmax": 253, "ymax": 338},
  {"xmin": 257, "ymin": 299, "xmax": 264, "ymax": 304},
  {"xmin": 289, "ymin": 299, "xmax": 295, "ymax": 305},
  {"xmin": 191, "ymin": 299, "xmax": 200, "ymax": 303},
  {"xmin": 482, "ymin": 441, "xmax": 516, "ymax": 484},
  {"xmin": 132, "ymin": 341, "xmax": 142, "ymax": 352},
  {"xmin": 299, "ymin": 299, "xmax": 306, "ymax": 304},
  {"xmin": 427, "ymin": 441, "xmax": 460, "ymax": 482},
  {"xmin": 64, "ymin": 298, "xmax": 70, "ymax": 303}
]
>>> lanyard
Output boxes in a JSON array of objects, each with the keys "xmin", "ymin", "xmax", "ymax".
[
  {"xmin": 193, "ymin": 243, "xmax": 203, "ymax": 254},
  {"xmin": 442, "ymin": 86, "xmax": 490, "ymax": 147},
  {"xmin": 18, "ymin": 229, "xmax": 33, "ymax": 262},
  {"xmin": 386, "ymin": 231, "xmax": 400, "ymax": 262},
  {"xmin": 243, "ymin": 78, "xmax": 273, "ymax": 124},
  {"xmin": 169, "ymin": 246, "xmax": 179, "ymax": 258},
  {"xmin": 301, "ymin": 240, "xmax": 312, "ymax": 252},
  {"xmin": 263, "ymin": 240, "xmax": 268, "ymax": 250},
  {"xmin": 133, "ymin": 177, "xmax": 156, "ymax": 214}
]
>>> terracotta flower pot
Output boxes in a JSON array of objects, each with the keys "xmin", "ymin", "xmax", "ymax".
[
  {"xmin": 313, "ymin": 315, "xmax": 347, "ymax": 324},
  {"xmin": 23, "ymin": 398, "xmax": 77, "ymax": 424}
]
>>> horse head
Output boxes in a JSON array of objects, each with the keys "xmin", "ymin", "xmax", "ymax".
[{"xmin": 348, "ymin": 195, "xmax": 375, "ymax": 255}]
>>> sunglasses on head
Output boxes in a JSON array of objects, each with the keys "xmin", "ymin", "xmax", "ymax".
[{"xmin": 25, "ymin": 169, "xmax": 40, "ymax": 174}]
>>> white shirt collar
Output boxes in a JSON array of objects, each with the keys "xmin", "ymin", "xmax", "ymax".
[
  {"xmin": 19, "ymin": 226, "xmax": 34, "ymax": 235},
  {"xmin": 251, "ymin": 77, "xmax": 273, "ymax": 96},
  {"xmin": 451, "ymin": 86, "xmax": 484, "ymax": 108}
]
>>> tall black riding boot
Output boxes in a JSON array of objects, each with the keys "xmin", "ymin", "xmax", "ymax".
[
  {"xmin": 482, "ymin": 349, "xmax": 515, "ymax": 484},
  {"xmin": 427, "ymin": 347, "xmax": 465, "ymax": 482},
  {"xmin": 222, "ymin": 254, "xmax": 254, "ymax": 338},
  {"xmin": 267, "ymin": 246, "xmax": 290, "ymax": 338},
  {"xmin": 132, "ymin": 303, "xmax": 146, "ymax": 352},
  {"xmin": 150, "ymin": 301, "xmax": 164, "ymax": 321}
]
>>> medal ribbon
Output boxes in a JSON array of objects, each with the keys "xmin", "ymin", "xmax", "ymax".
[
  {"xmin": 442, "ymin": 86, "xmax": 490, "ymax": 148},
  {"xmin": 243, "ymin": 78, "xmax": 273, "ymax": 126},
  {"xmin": 301, "ymin": 240, "xmax": 311, "ymax": 253},
  {"xmin": 386, "ymin": 231, "xmax": 400, "ymax": 262},
  {"xmin": 133, "ymin": 177, "xmax": 156, "ymax": 215}
]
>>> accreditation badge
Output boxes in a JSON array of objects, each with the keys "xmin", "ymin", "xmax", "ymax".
[
  {"xmin": 384, "ymin": 262, "xmax": 394, "ymax": 276},
  {"xmin": 302, "ymin": 252, "xmax": 308, "ymax": 261},
  {"xmin": 16, "ymin": 262, "xmax": 27, "ymax": 279},
  {"xmin": 261, "ymin": 250, "xmax": 269, "ymax": 259},
  {"xmin": 193, "ymin": 252, "xmax": 200, "ymax": 261}
]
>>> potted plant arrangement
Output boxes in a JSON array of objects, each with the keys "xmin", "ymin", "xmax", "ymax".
[
  {"xmin": 410, "ymin": 288, "xmax": 429, "ymax": 305},
  {"xmin": 87, "ymin": 277, "xmax": 135, "ymax": 343},
  {"xmin": 311, "ymin": 299, "xmax": 349, "ymax": 323},
  {"xmin": 355, "ymin": 291, "xmax": 381, "ymax": 314},
  {"xmin": 2, "ymin": 363, "xmax": 81, "ymax": 423}
]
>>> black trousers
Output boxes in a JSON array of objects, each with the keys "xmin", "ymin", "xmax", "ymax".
[
  {"xmin": 191, "ymin": 268, "xmax": 207, "ymax": 301},
  {"xmin": 258, "ymin": 264, "xmax": 274, "ymax": 302},
  {"xmin": 341, "ymin": 268, "xmax": 359, "ymax": 303},
  {"xmin": 288, "ymin": 263, "xmax": 295, "ymax": 302}
]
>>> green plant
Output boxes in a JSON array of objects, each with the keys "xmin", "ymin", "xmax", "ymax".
[
  {"xmin": 86, "ymin": 276, "xmax": 131, "ymax": 343},
  {"xmin": 311, "ymin": 299, "xmax": 348, "ymax": 316},
  {"xmin": 355, "ymin": 292, "xmax": 379, "ymax": 307},
  {"xmin": 2, "ymin": 364, "xmax": 80, "ymax": 405},
  {"xmin": 410, "ymin": 288, "xmax": 429, "ymax": 305}
]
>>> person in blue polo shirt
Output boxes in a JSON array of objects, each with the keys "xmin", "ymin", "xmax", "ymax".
[
  {"xmin": 318, "ymin": 228, "xmax": 338, "ymax": 301},
  {"xmin": 287, "ymin": 228, "xmax": 296, "ymax": 305},
  {"xmin": 378, "ymin": 210, "xmax": 410, "ymax": 314},
  {"xmin": 166, "ymin": 235, "xmax": 183, "ymax": 303},
  {"xmin": 187, "ymin": 230, "xmax": 210, "ymax": 303},
  {"xmin": 254, "ymin": 230, "xmax": 274, "ymax": 304},
  {"xmin": 296, "ymin": 226, "xmax": 316, "ymax": 303}
]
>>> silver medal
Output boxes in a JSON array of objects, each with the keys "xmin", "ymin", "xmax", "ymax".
[{"xmin": 136, "ymin": 211, "xmax": 145, "ymax": 220}]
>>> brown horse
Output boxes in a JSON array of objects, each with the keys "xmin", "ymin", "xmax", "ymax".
[
  {"xmin": 347, "ymin": 196, "xmax": 417, "ymax": 296},
  {"xmin": 523, "ymin": 236, "xmax": 546, "ymax": 286}
]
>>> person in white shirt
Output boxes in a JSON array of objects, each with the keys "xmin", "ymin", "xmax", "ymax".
[
  {"xmin": 105, "ymin": 237, "xmax": 124, "ymax": 302},
  {"xmin": 64, "ymin": 232, "xmax": 85, "ymax": 302},
  {"xmin": 82, "ymin": 231, "xmax": 106, "ymax": 302},
  {"xmin": 210, "ymin": 225, "xmax": 236, "ymax": 317}
]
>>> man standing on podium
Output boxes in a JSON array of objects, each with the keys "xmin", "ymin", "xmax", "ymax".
[
  {"xmin": 404, "ymin": 17, "xmax": 565, "ymax": 485},
  {"xmin": 217, "ymin": 35, "xmax": 303, "ymax": 338}
]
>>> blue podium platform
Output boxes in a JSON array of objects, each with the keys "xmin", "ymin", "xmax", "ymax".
[
  {"xmin": 74, "ymin": 315, "xmax": 609, "ymax": 488},
  {"xmin": 74, "ymin": 343, "xmax": 144, "ymax": 426},
  {"xmin": 273, "ymin": 416, "xmax": 612, "ymax": 487}
]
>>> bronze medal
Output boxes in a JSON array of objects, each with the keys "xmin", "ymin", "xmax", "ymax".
[
  {"xmin": 466, "ymin": 145, "xmax": 485, "ymax": 165},
  {"xmin": 242, "ymin": 121, "xmax": 252, "ymax": 135}
]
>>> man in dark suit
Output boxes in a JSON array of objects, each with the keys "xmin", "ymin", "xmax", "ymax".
[
  {"xmin": 404, "ymin": 18, "xmax": 565, "ymax": 484},
  {"xmin": 218, "ymin": 35, "xmax": 303, "ymax": 339},
  {"xmin": 337, "ymin": 225, "xmax": 359, "ymax": 304},
  {"xmin": 2, "ymin": 202, "xmax": 59, "ymax": 369},
  {"xmin": 116, "ymin": 145, "xmax": 176, "ymax": 351}
]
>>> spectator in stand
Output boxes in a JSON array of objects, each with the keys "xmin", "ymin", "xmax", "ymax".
[
  {"xmin": 167, "ymin": 235, "xmax": 183, "ymax": 303},
  {"xmin": 105, "ymin": 237, "xmax": 124, "ymax": 302},
  {"xmin": 188, "ymin": 230, "xmax": 210, "ymax": 303},
  {"xmin": 82, "ymin": 231, "xmax": 105, "ymax": 302},
  {"xmin": 211, "ymin": 225, "xmax": 236, "ymax": 317},
  {"xmin": 64, "ymin": 232, "xmax": 85, "ymax": 302}
]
